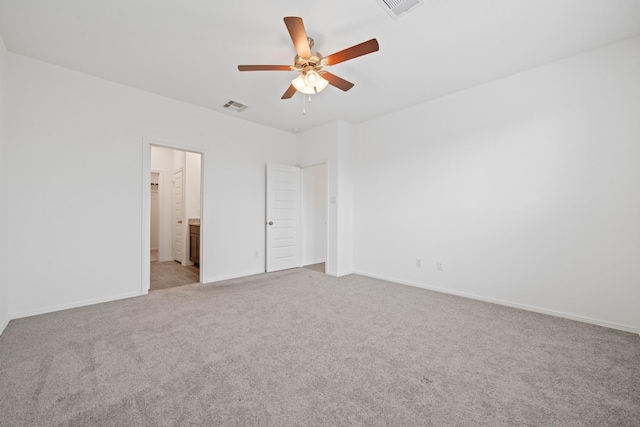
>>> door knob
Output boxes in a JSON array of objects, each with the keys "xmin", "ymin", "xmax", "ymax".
[
  {"xmin": 268, "ymin": 221, "xmax": 273, "ymax": 225},
  {"xmin": 177, "ymin": 220, "xmax": 182, "ymax": 224}
]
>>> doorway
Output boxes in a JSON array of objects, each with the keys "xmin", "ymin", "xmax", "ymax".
[
  {"xmin": 143, "ymin": 141, "xmax": 204, "ymax": 293},
  {"xmin": 302, "ymin": 163, "xmax": 328, "ymax": 273},
  {"xmin": 264, "ymin": 162, "xmax": 328, "ymax": 274}
]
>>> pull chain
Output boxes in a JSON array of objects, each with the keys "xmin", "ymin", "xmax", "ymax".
[{"xmin": 301, "ymin": 93, "xmax": 313, "ymax": 115}]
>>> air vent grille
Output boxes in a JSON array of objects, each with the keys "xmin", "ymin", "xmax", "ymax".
[
  {"xmin": 377, "ymin": 0, "xmax": 423, "ymax": 19},
  {"xmin": 222, "ymin": 100, "xmax": 248, "ymax": 112}
]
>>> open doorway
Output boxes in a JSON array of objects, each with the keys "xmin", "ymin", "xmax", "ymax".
[
  {"xmin": 146, "ymin": 144, "xmax": 203, "ymax": 291},
  {"xmin": 301, "ymin": 163, "xmax": 328, "ymax": 273}
]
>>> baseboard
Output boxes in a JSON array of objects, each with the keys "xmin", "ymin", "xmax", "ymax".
[
  {"xmin": 0, "ymin": 316, "xmax": 9, "ymax": 336},
  {"xmin": 335, "ymin": 270, "xmax": 353, "ymax": 277},
  {"xmin": 10, "ymin": 291, "xmax": 143, "ymax": 320},
  {"xmin": 353, "ymin": 271, "xmax": 639, "ymax": 335},
  {"xmin": 324, "ymin": 269, "xmax": 353, "ymax": 278}
]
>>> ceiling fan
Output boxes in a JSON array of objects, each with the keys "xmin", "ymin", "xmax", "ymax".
[{"xmin": 238, "ymin": 16, "xmax": 379, "ymax": 100}]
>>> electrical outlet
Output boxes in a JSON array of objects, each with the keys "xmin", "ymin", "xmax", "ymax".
[
  {"xmin": 415, "ymin": 258, "xmax": 422, "ymax": 268},
  {"xmin": 436, "ymin": 262, "xmax": 443, "ymax": 271}
]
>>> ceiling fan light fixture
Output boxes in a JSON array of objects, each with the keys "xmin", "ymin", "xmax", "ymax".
[
  {"xmin": 304, "ymin": 70, "xmax": 319, "ymax": 86},
  {"xmin": 293, "ymin": 71, "xmax": 329, "ymax": 94},
  {"xmin": 292, "ymin": 75, "xmax": 315, "ymax": 94},
  {"xmin": 315, "ymin": 76, "xmax": 329, "ymax": 93}
]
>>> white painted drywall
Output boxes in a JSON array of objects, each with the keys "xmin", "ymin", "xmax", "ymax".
[
  {"xmin": 150, "ymin": 172, "xmax": 159, "ymax": 250},
  {"xmin": 185, "ymin": 151, "xmax": 201, "ymax": 221},
  {"xmin": 297, "ymin": 120, "xmax": 354, "ymax": 276},
  {"xmin": 0, "ymin": 35, "xmax": 9, "ymax": 334},
  {"xmin": 150, "ymin": 146, "xmax": 174, "ymax": 261},
  {"xmin": 336, "ymin": 122, "xmax": 354, "ymax": 275},
  {"xmin": 302, "ymin": 163, "xmax": 327, "ymax": 266},
  {"xmin": 181, "ymin": 150, "xmax": 201, "ymax": 265},
  {"xmin": 6, "ymin": 53, "xmax": 296, "ymax": 318},
  {"xmin": 353, "ymin": 36, "xmax": 640, "ymax": 332},
  {"xmin": 172, "ymin": 149, "xmax": 185, "ymax": 173}
]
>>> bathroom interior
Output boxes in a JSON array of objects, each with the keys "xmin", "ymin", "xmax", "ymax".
[{"xmin": 150, "ymin": 146, "xmax": 202, "ymax": 290}]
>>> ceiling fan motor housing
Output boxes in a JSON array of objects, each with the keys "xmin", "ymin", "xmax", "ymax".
[{"xmin": 294, "ymin": 52, "xmax": 325, "ymax": 74}]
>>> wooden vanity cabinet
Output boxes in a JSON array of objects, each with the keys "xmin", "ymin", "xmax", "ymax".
[{"xmin": 189, "ymin": 225, "xmax": 200, "ymax": 266}]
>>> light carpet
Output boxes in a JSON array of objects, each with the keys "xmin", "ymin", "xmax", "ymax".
[{"xmin": 1, "ymin": 269, "xmax": 639, "ymax": 426}]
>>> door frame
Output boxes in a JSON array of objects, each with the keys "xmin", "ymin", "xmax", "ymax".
[
  {"xmin": 299, "ymin": 160, "xmax": 329, "ymax": 273},
  {"xmin": 141, "ymin": 138, "xmax": 206, "ymax": 294}
]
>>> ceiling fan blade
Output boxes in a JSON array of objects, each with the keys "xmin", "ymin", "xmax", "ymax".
[
  {"xmin": 322, "ymin": 72, "xmax": 355, "ymax": 92},
  {"xmin": 238, "ymin": 65, "xmax": 292, "ymax": 71},
  {"xmin": 281, "ymin": 84, "xmax": 297, "ymax": 99},
  {"xmin": 324, "ymin": 39, "xmax": 379, "ymax": 66},
  {"xmin": 284, "ymin": 17, "xmax": 311, "ymax": 58}
]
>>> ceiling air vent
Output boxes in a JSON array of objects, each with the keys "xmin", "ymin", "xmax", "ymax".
[
  {"xmin": 376, "ymin": 0, "xmax": 423, "ymax": 19},
  {"xmin": 222, "ymin": 100, "xmax": 248, "ymax": 112}
]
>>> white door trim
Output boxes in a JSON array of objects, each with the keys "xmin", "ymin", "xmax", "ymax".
[
  {"xmin": 142, "ymin": 138, "xmax": 206, "ymax": 294},
  {"xmin": 142, "ymin": 142, "xmax": 151, "ymax": 295}
]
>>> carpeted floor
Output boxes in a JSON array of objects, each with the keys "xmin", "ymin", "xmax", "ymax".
[{"xmin": 1, "ymin": 269, "xmax": 639, "ymax": 426}]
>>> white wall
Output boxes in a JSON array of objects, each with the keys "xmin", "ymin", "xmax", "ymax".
[
  {"xmin": 172, "ymin": 149, "xmax": 185, "ymax": 173},
  {"xmin": 150, "ymin": 146, "xmax": 174, "ymax": 261},
  {"xmin": 185, "ymin": 151, "xmax": 201, "ymax": 221},
  {"xmin": 297, "ymin": 120, "xmax": 354, "ymax": 276},
  {"xmin": 353, "ymin": 36, "xmax": 640, "ymax": 332},
  {"xmin": 0, "ymin": 35, "xmax": 9, "ymax": 334},
  {"xmin": 150, "ymin": 172, "xmax": 159, "ymax": 250},
  {"xmin": 6, "ymin": 53, "xmax": 296, "ymax": 318},
  {"xmin": 302, "ymin": 163, "xmax": 327, "ymax": 265},
  {"xmin": 336, "ymin": 122, "xmax": 354, "ymax": 275}
]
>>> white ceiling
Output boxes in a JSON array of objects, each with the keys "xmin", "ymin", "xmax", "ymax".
[{"xmin": 1, "ymin": 0, "xmax": 639, "ymax": 133}]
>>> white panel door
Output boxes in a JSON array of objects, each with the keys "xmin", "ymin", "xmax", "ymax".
[
  {"xmin": 172, "ymin": 168, "xmax": 184, "ymax": 263},
  {"xmin": 266, "ymin": 163, "xmax": 301, "ymax": 272}
]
